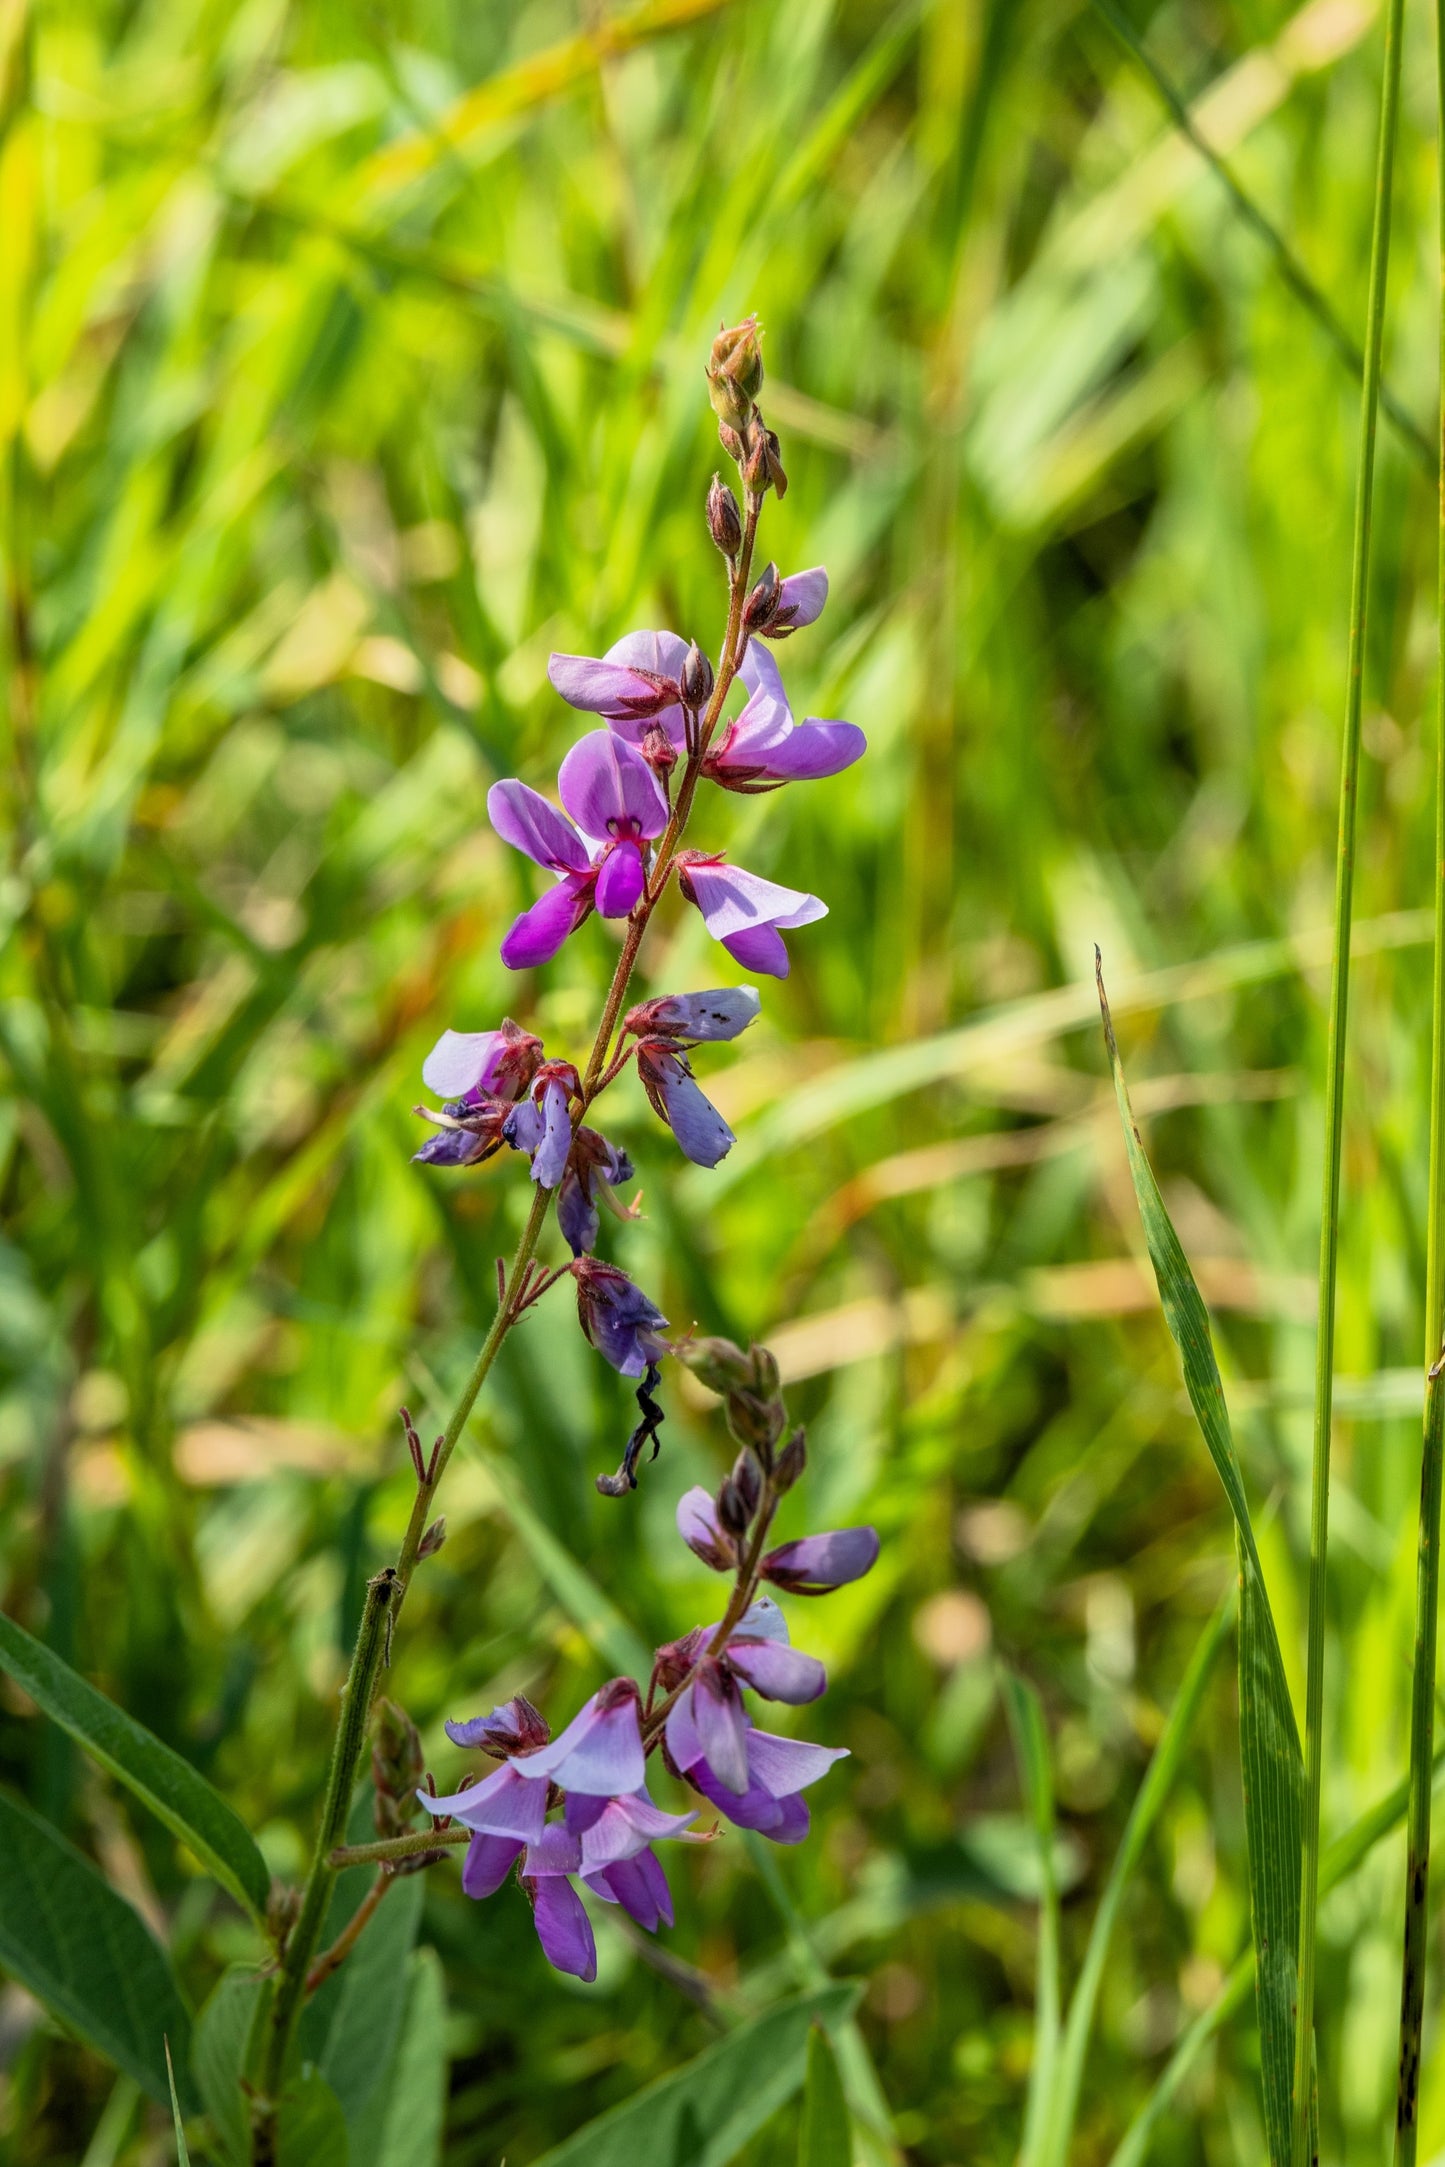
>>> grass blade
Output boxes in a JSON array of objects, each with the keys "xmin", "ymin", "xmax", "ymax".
[
  {"xmin": 165, "ymin": 2040, "xmax": 191, "ymax": 2166},
  {"xmin": 1043, "ymin": 1586, "xmax": 1234, "ymax": 2164},
  {"xmin": 799, "ymin": 2022, "xmax": 852, "ymax": 2167},
  {"xmin": 1002, "ymin": 1671, "xmax": 1059, "ymax": 2167},
  {"xmin": 1098, "ymin": 959, "xmax": 1303, "ymax": 2165},
  {"xmin": 1295, "ymin": 0, "xmax": 1408, "ymax": 2149}
]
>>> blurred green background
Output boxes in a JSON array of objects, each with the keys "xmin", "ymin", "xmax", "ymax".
[{"xmin": 5, "ymin": 0, "xmax": 1445, "ymax": 2158}]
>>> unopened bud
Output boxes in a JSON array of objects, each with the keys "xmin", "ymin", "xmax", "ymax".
[
  {"xmin": 716, "ymin": 1474, "xmax": 751, "ymax": 1537},
  {"xmin": 675, "ymin": 1333, "xmax": 754, "ymax": 1397},
  {"xmin": 372, "ymin": 1698, "xmax": 426, "ymax": 1839},
  {"xmin": 707, "ymin": 474, "xmax": 743, "ymax": 557},
  {"xmin": 774, "ymin": 1427, "xmax": 807, "ymax": 1491},
  {"xmin": 640, "ymin": 721, "xmax": 678, "ymax": 775},
  {"xmin": 724, "ymin": 1389, "xmax": 785, "ymax": 1457},
  {"xmin": 743, "ymin": 562, "xmax": 781, "ymax": 633},
  {"xmin": 730, "ymin": 1448, "xmax": 762, "ymax": 1518},
  {"xmin": 681, "ymin": 641, "xmax": 714, "ymax": 710},
  {"xmin": 418, "ymin": 1516, "xmax": 447, "ymax": 1559},
  {"xmin": 706, "ymin": 316, "xmax": 765, "ymax": 431},
  {"xmin": 717, "ymin": 420, "xmax": 744, "ymax": 465},
  {"xmin": 743, "ymin": 417, "xmax": 787, "ymax": 499}
]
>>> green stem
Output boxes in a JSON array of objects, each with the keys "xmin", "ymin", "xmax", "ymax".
[
  {"xmin": 1393, "ymin": 14, "xmax": 1445, "ymax": 2144},
  {"xmin": 1396, "ymin": 1363, "xmax": 1445, "ymax": 2160},
  {"xmin": 1293, "ymin": 0, "xmax": 1406, "ymax": 2154},
  {"xmin": 331, "ymin": 1827, "xmax": 470, "ymax": 1868},
  {"xmin": 252, "ymin": 1567, "xmax": 397, "ymax": 2157}
]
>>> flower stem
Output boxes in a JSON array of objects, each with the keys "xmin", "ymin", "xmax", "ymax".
[
  {"xmin": 305, "ymin": 1869, "xmax": 391, "ymax": 1994},
  {"xmin": 1393, "ymin": 5, "xmax": 1445, "ymax": 2147},
  {"xmin": 331, "ymin": 1826, "xmax": 470, "ymax": 1868},
  {"xmin": 252, "ymin": 1566, "xmax": 397, "ymax": 2160},
  {"xmin": 1293, "ymin": 0, "xmax": 1405, "ymax": 2153}
]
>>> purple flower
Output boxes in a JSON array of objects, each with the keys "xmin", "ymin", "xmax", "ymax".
[
  {"xmin": 422, "ymin": 1680, "xmax": 693, "ymax": 1982},
  {"xmin": 420, "ymin": 1019, "xmax": 543, "ymax": 1105},
  {"xmin": 556, "ymin": 1126, "xmax": 636, "ymax": 1258},
  {"xmin": 676, "ymin": 1485, "xmax": 737, "ymax": 1572},
  {"xmin": 444, "ymin": 1695, "xmax": 550, "ymax": 1758},
  {"xmin": 547, "ymin": 632, "xmax": 691, "ymax": 745},
  {"xmin": 664, "ymin": 1676, "xmax": 846, "ymax": 1843},
  {"xmin": 502, "ymin": 1062, "xmax": 578, "ymax": 1190},
  {"xmin": 703, "ymin": 646, "xmax": 864, "ymax": 790},
  {"xmin": 489, "ymin": 733, "xmax": 668, "ymax": 968},
  {"xmin": 754, "ymin": 566, "xmax": 829, "ymax": 640},
  {"xmin": 583, "ymin": 1845, "xmax": 675, "ymax": 1932},
  {"xmin": 412, "ymin": 1104, "xmax": 514, "ymax": 1168},
  {"xmin": 636, "ymin": 1042, "xmax": 735, "ymax": 1168},
  {"xmin": 676, "ymin": 853, "xmax": 826, "ymax": 979},
  {"xmin": 572, "ymin": 1259, "xmax": 669, "ymax": 1378},
  {"xmin": 760, "ymin": 1526, "xmax": 880, "ymax": 1595},
  {"xmin": 625, "ymin": 988, "xmax": 761, "ymax": 1042}
]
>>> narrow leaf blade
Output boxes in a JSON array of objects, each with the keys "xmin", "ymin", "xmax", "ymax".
[
  {"xmin": 166, "ymin": 2040, "xmax": 192, "ymax": 2167},
  {"xmin": 799, "ymin": 2022, "xmax": 851, "ymax": 2167},
  {"xmin": 0, "ymin": 1610, "xmax": 270, "ymax": 1921},
  {"xmin": 0, "ymin": 1790, "xmax": 198, "ymax": 2109},
  {"xmin": 368, "ymin": 1948, "xmax": 448, "ymax": 2167},
  {"xmin": 1098, "ymin": 961, "xmax": 1303, "ymax": 2166},
  {"xmin": 531, "ymin": 1984, "xmax": 861, "ymax": 2167}
]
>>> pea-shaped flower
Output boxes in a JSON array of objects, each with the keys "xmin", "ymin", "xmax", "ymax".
[{"xmin": 489, "ymin": 732, "xmax": 668, "ymax": 969}]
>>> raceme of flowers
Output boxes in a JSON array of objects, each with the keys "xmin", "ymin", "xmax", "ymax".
[{"xmin": 416, "ymin": 1477, "xmax": 879, "ymax": 1981}]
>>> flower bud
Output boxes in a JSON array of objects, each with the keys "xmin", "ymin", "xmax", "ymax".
[
  {"xmin": 723, "ymin": 1387, "xmax": 785, "ymax": 1457},
  {"xmin": 681, "ymin": 641, "xmax": 714, "ymax": 710},
  {"xmin": 673, "ymin": 1333, "xmax": 755, "ymax": 1396},
  {"xmin": 774, "ymin": 1427, "xmax": 807, "ymax": 1491},
  {"xmin": 730, "ymin": 1448, "xmax": 763, "ymax": 1518},
  {"xmin": 717, "ymin": 420, "xmax": 745, "ymax": 466},
  {"xmin": 706, "ymin": 316, "xmax": 764, "ymax": 431},
  {"xmin": 445, "ymin": 1694, "xmax": 550, "ymax": 1758},
  {"xmin": 716, "ymin": 1473, "xmax": 751, "ymax": 1538},
  {"xmin": 418, "ymin": 1516, "xmax": 447, "ymax": 1558},
  {"xmin": 372, "ymin": 1698, "xmax": 425, "ymax": 1839},
  {"xmin": 743, "ymin": 417, "xmax": 787, "ymax": 499},
  {"xmin": 707, "ymin": 474, "xmax": 743, "ymax": 557},
  {"xmin": 640, "ymin": 721, "xmax": 679, "ymax": 776},
  {"xmin": 743, "ymin": 562, "xmax": 781, "ymax": 633}
]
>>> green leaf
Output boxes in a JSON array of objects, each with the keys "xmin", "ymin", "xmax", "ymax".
[
  {"xmin": 799, "ymin": 2022, "xmax": 851, "ymax": 2167},
  {"xmin": 1001, "ymin": 1673, "xmax": 1059, "ymax": 2167},
  {"xmin": 0, "ymin": 1790, "xmax": 198, "ymax": 2110},
  {"xmin": 313, "ymin": 1874, "xmax": 424, "ymax": 2134},
  {"xmin": 1098, "ymin": 962, "xmax": 1303, "ymax": 2167},
  {"xmin": 531, "ymin": 1985, "xmax": 861, "ymax": 2167},
  {"xmin": 277, "ymin": 2069, "xmax": 349, "ymax": 2167},
  {"xmin": 166, "ymin": 2040, "xmax": 192, "ymax": 2166},
  {"xmin": 0, "ymin": 1609, "xmax": 270, "ymax": 1922},
  {"xmin": 366, "ymin": 1948, "xmax": 448, "ymax": 2167},
  {"xmin": 194, "ymin": 1967, "xmax": 268, "ymax": 2167}
]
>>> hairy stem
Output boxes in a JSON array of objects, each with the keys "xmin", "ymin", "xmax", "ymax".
[
  {"xmin": 1293, "ymin": 0, "xmax": 1406, "ymax": 2153},
  {"xmin": 332, "ymin": 1826, "xmax": 470, "ymax": 1868},
  {"xmin": 253, "ymin": 1568, "xmax": 397, "ymax": 2156}
]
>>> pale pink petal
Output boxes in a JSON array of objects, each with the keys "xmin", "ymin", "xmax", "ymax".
[
  {"xmin": 558, "ymin": 731, "xmax": 668, "ymax": 844},
  {"xmin": 517, "ymin": 1686, "xmax": 646, "ymax": 1796},
  {"xmin": 422, "ymin": 1029, "xmax": 507, "ymax": 1098},
  {"xmin": 419, "ymin": 1762, "xmax": 547, "ymax": 1844},
  {"xmin": 487, "ymin": 779, "xmax": 590, "ymax": 873}
]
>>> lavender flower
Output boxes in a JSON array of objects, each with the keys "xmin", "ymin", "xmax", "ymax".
[
  {"xmin": 676, "ymin": 854, "xmax": 826, "ymax": 978},
  {"xmin": 556, "ymin": 1126, "xmax": 636, "ymax": 1257},
  {"xmin": 547, "ymin": 632, "xmax": 690, "ymax": 745},
  {"xmin": 502, "ymin": 1061, "xmax": 579, "ymax": 1190},
  {"xmin": 703, "ymin": 646, "xmax": 864, "ymax": 790},
  {"xmin": 420, "ymin": 1019, "xmax": 543, "ymax": 1104},
  {"xmin": 625, "ymin": 988, "xmax": 761, "ymax": 1042},
  {"xmin": 750, "ymin": 565, "xmax": 829, "ymax": 640},
  {"xmin": 676, "ymin": 1485, "xmax": 738, "ymax": 1571},
  {"xmin": 420, "ymin": 1681, "xmax": 694, "ymax": 1982},
  {"xmin": 636, "ymin": 1042, "xmax": 735, "ymax": 1167},
  {"xmin": 760, "ymin": 1525, "xmax": 881, "ymax": 1594},
  {"xmin": 571, "ymin": 1259, "xmax": 669, "ymax": 1377},
  {"xmin": 489, "ymin": 733, "xmax": 668, "ymax": 968}
]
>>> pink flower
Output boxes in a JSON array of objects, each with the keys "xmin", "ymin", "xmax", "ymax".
[
  {"xmin": 676, "ymin": 853, "xmax": 826, "ymax": 978},
  {"xmin": 489, "ymin": 733, "xmax": 668, "ymax": 968}
]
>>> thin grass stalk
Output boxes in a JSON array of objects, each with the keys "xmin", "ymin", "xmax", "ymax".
[
  {"xmin": 1392, "ymin": 6, "xmax": 1445, "ymax": 2143},
  {"xmin": 1293, "ymin": 1, "xmax": 1406, "ymax": 2154}
]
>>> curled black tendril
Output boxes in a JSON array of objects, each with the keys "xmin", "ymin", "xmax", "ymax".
[{"xmin": 596, "ymin": 1362, "xmax": 665, "ymax": 1497}]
